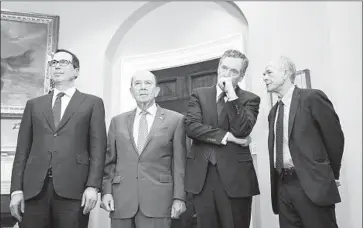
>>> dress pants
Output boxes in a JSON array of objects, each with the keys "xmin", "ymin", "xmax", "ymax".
[
  {"xmin": 192, "ymin": 163, "xmax": 252, "ymax": 228},
  {"xmin": 19, "ymin": 173, "xmax": 89, "ymax": 228},
  {"xmin": 111, "ymin": 209, "xmax": 171, "ymax": 228},
  {"xmin": 278, "ymin": 168, "xmax": 338, "ymax": 228}
]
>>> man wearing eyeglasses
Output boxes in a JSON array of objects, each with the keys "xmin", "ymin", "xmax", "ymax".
[{"xmin": 9, "ymin": 49, "xmax": 107, "ymax": 228}]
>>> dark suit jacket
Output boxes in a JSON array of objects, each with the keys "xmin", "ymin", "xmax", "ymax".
[
  {"xmin": 268, "ymin": 87, "xmax": 344, "ymax": 214},
  {"xmin": 184, "ymin": 86, "xmax": 260, "ymax": 197},
  {"xmin": 102, "ymin": 106, "xmax": 186, "ymax": 218},
  {"xmin": 10, "ymin": 90, "xmax": 107, "ymax": 200}
]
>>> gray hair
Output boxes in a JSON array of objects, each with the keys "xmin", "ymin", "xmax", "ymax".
[
  {"xmin": 219, "ymin": 49, "xmax": 249, "ymax": 75},
  {"xmin": 276, "ymin": 56, "xmax": 296, "ymax": 82}
]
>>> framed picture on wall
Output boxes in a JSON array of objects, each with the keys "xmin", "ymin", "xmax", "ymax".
[
  {"xmin": 1, "ymin": 10, "xmax": 59, "ymax": 118},
  {"xmin": 270, "ymin": 69, "xmax": 311, "ymax": 107}
]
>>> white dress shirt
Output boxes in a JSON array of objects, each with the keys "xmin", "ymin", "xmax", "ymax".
[
  {"xmin": 133, "ymin": 104, "xmax": 157, "ymax": 146},
  {"xmin": 52, "ymin": 87, "xmax": 76, "ymax": 118},
  {"xmin": 274, "ymin": 85, "xmax": 295, "ymax": 168},
  {"xmin": 11, "ymin": 87, "xmax": 76, "ymax": 198}
]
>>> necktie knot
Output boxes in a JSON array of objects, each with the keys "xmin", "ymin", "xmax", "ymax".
[
  {"xmin": 218, "ymin": 92, "xmax": 226, "ymax": 102},
  {"xmin": 278, "ymin": 100, "xmax": 284, "ymax": 107},
  {"xmin": 57, "ymin": 92, "xmax": 65, "ymax": 99},
  {"xmin": 140, "ymin": 110, "xmax": 148, "ymax": 116}
]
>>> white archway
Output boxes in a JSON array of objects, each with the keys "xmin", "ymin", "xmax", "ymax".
[
  {"xmin": 98, "ymin": 2, "xmax": 259, "ymax": 228},
  {"xmin": 102, "ymin": 1, "xmax": 249, "ymax": 121}
]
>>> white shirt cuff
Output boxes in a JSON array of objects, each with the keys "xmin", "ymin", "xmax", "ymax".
[
  {"xmin": 227, "ymin": 96, "xmax": 238, "ymax": 102},
  {"xmin": 221, "ymin": 132, "xmax": 229, "ymax": 145},
  {"xmin": 11, "ymin": 190, "xmax": 23, "ymax": 198}
]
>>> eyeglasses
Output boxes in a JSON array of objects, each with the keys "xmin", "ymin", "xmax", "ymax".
[{"xmin": 48, "ymin": 59, "xmax": 73, "ymax": 67}]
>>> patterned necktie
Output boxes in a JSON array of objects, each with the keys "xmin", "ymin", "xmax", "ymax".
[
  {"xmin": 207, "ymin": 92, "xmax": 226, "ymax": 165},
  {"xmin": 275, "ymin": 100, "xmax": 284, "ymax": 170},
  {"xmin": 53, "ymin": 92, "xmax": 65, "ymax": 128},
  {"xmin": 137, "ymin": 110, "xmax": 149, "ymax": 154},
  {"xmin": 217, "ymin": 92, "xmax": 226, "ymax": 117}
]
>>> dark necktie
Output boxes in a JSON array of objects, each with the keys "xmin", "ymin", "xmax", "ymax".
[
  {"xmin": 208, "ymin": 92, "xmax": 226, "ymax": 165},
  {"xmin": 137, "ymin": 110, "xmax": 149, "ymax": 154},
  {"xmin": 53, "ymin": 92, "xmax": 65, "ymax": 128},
  {"xmin": 275, "ymin": 100, "xmax": 284, "ymax": 170},
  {"xmin": 217, "ymin": 92, "xmax": 226, "ymax": 117}
]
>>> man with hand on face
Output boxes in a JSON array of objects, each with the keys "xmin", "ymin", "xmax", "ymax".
[
  {"xmin": 263, "ymin": 56, "xmax": 344, "ymax": 228},
  {"xmin": 184, "ymin": 49, "xmax": 261, "ymax": 228},
  {"xmin": 9, "ymin": 49, "xmax": 107, "ymax": 228},
  {"xmin": 101, "ymin": 70, "xmax": 187, "ymax": 228}
]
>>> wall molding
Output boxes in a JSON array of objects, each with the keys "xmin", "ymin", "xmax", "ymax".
[{"xmin": 121, "ymin": 33, "xmax": 245, "ymax": 71}]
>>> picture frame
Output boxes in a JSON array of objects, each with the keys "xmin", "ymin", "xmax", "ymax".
[
  {"xmin": 270, "ymin": 69, "xmax": 311, "ymax": 107},
  {"xmin": 1, "ymin": 10, "xmax": 59, "ymax": 118}
]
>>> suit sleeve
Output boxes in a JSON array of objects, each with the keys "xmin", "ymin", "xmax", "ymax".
[
  {"xmin": 184, "ymin": 90, "xmax": 228, "ymax": 145},
  {"xmin": 172, "ymin": 116, "xmax": 186, "ymax": 201},
  {"xmin": 102, "ymin": 118, "xmax": 117, "ymax": 195},
  {"xmin": 310, "ymin": 90, "xmax": 344, "ymax": 179},
  {"xmin": 225, "ymin": 95, "xmax": 260, "ymax": 138},
  {"xmin": 10, "ymin": 100, "xmax": 33, "ymax": 193},
  {"xmin": 86, "ymin": 97, "xmax": 107, "ymax": 189}
]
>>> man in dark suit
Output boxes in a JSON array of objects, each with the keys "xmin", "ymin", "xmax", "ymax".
[
  {"xmin": 263, "ymin": 56, "xmax": 344, "ymax": 228},
  {"xmin": 9, "ymin": 49, "xmax": 107, "ymax": 228},
  {"xmin": 184, "ymin": 49, "xmax": 260, "ymax": 228},
  {"xmin": 100, "ymin": 70, "xmax": 186, "ymax": 228}
]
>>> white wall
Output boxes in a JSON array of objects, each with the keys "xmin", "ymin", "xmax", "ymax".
[
  {"xmin": 1, "ymin": 2, "xmax": 361, "ymax": 228},
  {"xmin": 235, "ymin": 2, "xmax": 362, "ymax": 228},
  {"xmin": 120, "ymin": 2, "xmax": 244, "ymax": 56}
]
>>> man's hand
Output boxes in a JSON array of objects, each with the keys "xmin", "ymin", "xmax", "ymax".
[
  {"xmin": 100, "ymin": 193, "xmax": 115, "ymax": 212},
  {"xmin": 235, "ymin": 135, "xmax": 251, "ymax": 147},
  {"xmin": 227, "ymin": 133, "xmax": 251, "ymax": 147},
  {"xmin": 81, "ymin": 187, "xmax": 98, "ymax": 214},
  {"xmin": 218, "ymin": 78, "xmax": 237, "ymax": 98},
  {"xmin": 9, "ymin": 193, "xmax": 24, "ymax": 222},
  {"xmin": 171, "ymin": 199, "xmax": 186, "ymax": 219}
]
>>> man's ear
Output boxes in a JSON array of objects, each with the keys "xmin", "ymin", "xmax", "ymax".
[
  {"xmin": 155, "ymin": 86, "xmax": 161, "ymax": 97},
  {"xmin": 74, "ymin": 68, "xmax": 80, "ymax": 79}
]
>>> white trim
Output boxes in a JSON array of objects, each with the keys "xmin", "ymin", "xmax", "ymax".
[
  {"xmin": 122, "ymin": 34, "xmax": 245, "ymax": 71},
  {"xmin": 114, "ymin": 34, "xmax": 247, "ymax": 116}
]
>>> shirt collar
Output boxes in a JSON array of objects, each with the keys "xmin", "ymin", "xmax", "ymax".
[
  {"xmin": 280, "ymin": 85, "xmax": 295, "ymax": 107},
  {"xmin": 136, "ymin": 103, "xmax": 157, "ymax": 117},
  {"xmin": 53, "ymin": 87, "xmax": 76, "ymax": 98}
]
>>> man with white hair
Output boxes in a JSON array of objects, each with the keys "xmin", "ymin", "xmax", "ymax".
[
  {"xmin": 101, "ymin": 70, "xmax": 186, "ymax": 228},
  {"xmin": 263, "ymin": 56, "xmax": 344, "ymax": 228}
]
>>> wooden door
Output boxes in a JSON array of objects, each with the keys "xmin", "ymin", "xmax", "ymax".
[
  {"xmin": 151, "ymin": 58, "xmax": 220, "ymax": 228},
  {"xmin": 152, "ymin": 58, "xmax": 219, "ymax": 115}
]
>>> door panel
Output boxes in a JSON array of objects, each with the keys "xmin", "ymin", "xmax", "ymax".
[{"xmin": 152, "ymin": 58, "xmax": 219, "ymax": 228}]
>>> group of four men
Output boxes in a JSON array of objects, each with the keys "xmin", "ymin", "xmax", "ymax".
[{"xmin": 9, "ymin": 48, "xmax": 344, "ymax": 228}]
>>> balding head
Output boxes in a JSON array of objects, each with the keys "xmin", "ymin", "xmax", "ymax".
[
  {"xmin": 266, "ymin": 56, "xmax": 296, "ymax": 82},
  {"xmin": 130, "ymin": 70, "xmax": 157, "ymax": 87},
  {"xmin": 263, "ymin": 56, "xmax": 296, "ymax": 95}
]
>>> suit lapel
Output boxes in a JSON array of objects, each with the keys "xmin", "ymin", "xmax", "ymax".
[
  {"xmin": 288, "ymin": 87, "xmax": 300, "ymax": 138},
  {"xmin": 55, "ymin": 90, "xmax": 86, "ymax": 132},
  {"xmin": 141, "ymin": 106, "xmax": 165, "ymax": 154},
  {"xmin": 127, "ymin": 109, "xmax": 138, "ymax": 155},
  {"xmin": 207, "ymin": 86, "xmax": 218, "ymax": 126},
  {"xmin": 43, "ymin": 92, "xmax": 56, "ymax": 131}
]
